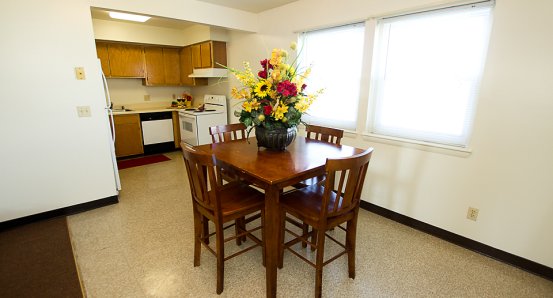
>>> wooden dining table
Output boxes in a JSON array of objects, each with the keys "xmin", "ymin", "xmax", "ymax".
[{"xmin": 195, "ymin": 135, "xmax": 365, "ymax": 297}]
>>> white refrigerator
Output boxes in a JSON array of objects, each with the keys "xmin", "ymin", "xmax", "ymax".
[{"xmin": 99, "ymin": 60, "xmax": 121, "ymax": 191}]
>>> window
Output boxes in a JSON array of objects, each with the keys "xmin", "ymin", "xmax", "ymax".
[
  {"xmin": 299, "ymin": 23, "xmax": 365, "ymax": 130},
  {"xmin": 368, "ymin": 3, "xmax": 493, "ymax": 147}
]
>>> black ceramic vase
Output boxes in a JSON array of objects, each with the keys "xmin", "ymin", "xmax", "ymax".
[{"xmin": 255, "ymin": 126, "xmax": 297, "ymax": 151}]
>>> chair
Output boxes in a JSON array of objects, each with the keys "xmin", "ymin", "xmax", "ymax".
[
  {"xmin": 209, "ymin": 123, "xmax": 258, "ymax": 245},
  {"xmin": 305, "ymin": 124, "xmax": 344, "ymax": 145},
  {"xmin": 278, "ymin": 148, "xmax": 373, "ymax": 298},
  {"xmin": 295, "ymin": 124, "xmax": 345, "ymax": 249},
  {"xmin": 296, "ymin": 124, "xmax": 344, "ymax": 187},
  {"xmin": 208, "ymin": 123, "xmax": 250, "ymax": 190},
  {"xmin": 209, "ymin": 123, "xmax": 248, "ymax": 143},
  {"xmin": 181, "ymin": 145, "xmax": 265, "ymax": 294}
]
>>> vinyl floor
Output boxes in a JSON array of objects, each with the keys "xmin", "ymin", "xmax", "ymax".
[{"xmin": 68, "ymin": 151, "xmax": 553, "ymax": 297}]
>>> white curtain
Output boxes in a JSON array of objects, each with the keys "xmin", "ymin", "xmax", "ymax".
[
  {"xmin": 369, "ymin": 3, "xmax": 493, "ymax": 147},
  {"xmin": 299, "ymin": 23, "xmax": 365, "ymax": 130}
]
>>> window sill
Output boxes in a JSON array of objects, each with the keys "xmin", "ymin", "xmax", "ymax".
[{"xmin": 361, "ymin": 132, "xmax": 472, "ymax": 157}]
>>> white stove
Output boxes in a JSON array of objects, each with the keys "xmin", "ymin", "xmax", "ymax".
[{"xmin": 179, "ymin": 95, "xmax": 228, "ymax": 146}]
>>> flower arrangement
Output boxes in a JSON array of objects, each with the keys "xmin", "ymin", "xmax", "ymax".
[
  {"xmin": 180, "ymin": 93, "xmax": 193, "ymax": 108},
  {"xmin": 229, "ymin": 42, "xmax": 323, "ymax": 135}
]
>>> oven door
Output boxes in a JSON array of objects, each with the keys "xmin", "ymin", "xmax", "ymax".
[{"xmin": 179, "ymin": 112, "xmax": 198, "ymax": 146}]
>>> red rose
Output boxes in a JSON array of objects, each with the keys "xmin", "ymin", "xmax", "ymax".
[
  {"xmin": 258, "ymin": 70, "xmax": 267, "ymax": 79},
  {"xmin": 277, "ymin": 80, "xmax": 298, "ymax": 97},
  {"xmin": 263, "ymin": 105, "xmax": 272, "ymax": 115},
  {"xmin": 260, "ymin": 58, "xmax": 273, "ymax": 69},
  {"xmin": 301, "ymin": 84, "xmax": 307, "ymax": 91}
]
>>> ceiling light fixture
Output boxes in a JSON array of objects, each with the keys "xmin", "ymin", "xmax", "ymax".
[{"xmin": 108, "ymin": 11, "xmax": 151, "ymax": 22}]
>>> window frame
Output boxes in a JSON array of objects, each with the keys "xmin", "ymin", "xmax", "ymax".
[
  {"xmin": 297, "ymin": 22, "xmax": 367, "ymax": 131},
  {"xmin": 364, "ymin": 1, "xmax": 494, "ymax": 148}
]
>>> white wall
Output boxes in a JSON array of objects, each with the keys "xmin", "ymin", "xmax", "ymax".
[
  {"xmin": 237, "ymin": 0, "xmax": 553, "ymax": 267},
  {"xmin": 0, "ymin": 0, "xmax": 118, "ymax": 221},
  {"xmin": 0, "ymin": 0, "xmax": 258, "ymax": 222}
]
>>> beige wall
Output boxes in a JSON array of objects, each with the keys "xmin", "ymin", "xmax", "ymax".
[
  {"xmin": 93, "ymin": 19, "xmax": 189, "ymax": 45},
  {"xmin": 92, "ymin": 19, "xmax": 228, "ymax": 46},
  {"xmin": 105, "ymin": 79, "xmax": 191, "ymax": 108},
  {"xmin": 224, "ymin": 0, "xmax": 553, "ymax": 267}
]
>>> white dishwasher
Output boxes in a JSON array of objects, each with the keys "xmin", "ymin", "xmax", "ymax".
[{"xmin": 140, "ymin": 112, "xmax": 175, "ymax": 154}]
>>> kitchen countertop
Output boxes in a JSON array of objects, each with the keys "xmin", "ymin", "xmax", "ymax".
[{"xmin": 112, "ymin": 107, "xmax": 185, "ymax": 115}]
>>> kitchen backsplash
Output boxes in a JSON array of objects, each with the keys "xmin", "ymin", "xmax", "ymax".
[
  {"xmin": 107, "ymin": 78, "xmax": 231, "ymax": 110},
  {"xmin": 107, "ymin": 78, "xmax": 191, "ymax": 108}
]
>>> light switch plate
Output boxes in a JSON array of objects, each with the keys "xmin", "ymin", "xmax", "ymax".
[
  {"xmin": 75, "ymin": 67, "xmax": 86, "ymax": 80},
  {"xmin": 77, "ymin": 106, "xmax": 91, "ymax": 117}
]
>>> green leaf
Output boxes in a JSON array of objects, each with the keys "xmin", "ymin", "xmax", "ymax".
[{"xmin": 243, "ymin": 117, "xmax": 253, "ymax": 127}]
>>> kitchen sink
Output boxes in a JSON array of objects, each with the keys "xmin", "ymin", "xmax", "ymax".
[{"xmin": 113, "ymin": 108, "xmax": 133, "ymax": 112}]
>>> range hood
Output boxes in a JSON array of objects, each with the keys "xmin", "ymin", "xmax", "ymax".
[{"xmin": 188, "ymin": 68, "xmax": 228, "ymax": 78}]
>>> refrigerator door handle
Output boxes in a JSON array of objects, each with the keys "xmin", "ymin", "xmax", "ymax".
[
  {"xmin": 101, "ymin": 71, "xmax": 116, "ymax": 143},
  {"xmin": 99, "ymin": 59, "xmax": 121, "ymax": 191}
]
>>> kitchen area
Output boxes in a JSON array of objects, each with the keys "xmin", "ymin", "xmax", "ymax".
[{"xmin": 92, "ymin": 8, "xmax": 231, "ymax": 159}]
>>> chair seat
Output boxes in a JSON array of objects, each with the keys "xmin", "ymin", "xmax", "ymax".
[
  {"xmin": 281, "ymin": 185, "xmax": 341, "ymax": 223},
  {"xmin": 213, "ymin": 182, "xmax": 265, "ymax": 220}
]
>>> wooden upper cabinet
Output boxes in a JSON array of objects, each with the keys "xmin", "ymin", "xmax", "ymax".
[
  {"xmin": 107, "ymin": 43, "xmax": 145, "ymax": 77},
  {"xmin": 95, "ymin": 40, "xmax": 226, "ymax": 85},
  {"xmin": 180, "ymin": 46, "xmax": 194, "ymax": 86},
  {"xmin": 180, "ymin": 46, "xmax": 207, "ymax": 86},
  {"xmin": 96, "ymin": 42, "xmax": 110, "ymax": 76},
  {"xmin": 144, "ymin": 47, "xmax": 182, "ymax": 86},
  {"xmin": 163, "ymin": 48, "xmax": 181, "ymax": 85},
  {"xmin": 144, "ymin": 47, "xmax": 165, "ymax": 85},
  {"xmin": 211, "ymin": 41, "xmax": 227, "ymax": 68},
  {"xmin": 200, "ymin": 42, "xmax": 212, "ymax": 68},
  {"xmin": 191, "ymin": 44, "xmax": 202, "ymax": 69},
  {"xmin": 191, "ymin": 41, "xmax": 227, "ymax": 69}
]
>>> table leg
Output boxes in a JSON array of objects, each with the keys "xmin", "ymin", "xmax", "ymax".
[{"xmin": 264, "ymin": 186, "xmax": 279, "ymax": 298}]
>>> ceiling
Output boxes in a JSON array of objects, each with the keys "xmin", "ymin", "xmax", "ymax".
[
  {"xmin": 91, "ymin": 1, "xmax": 298, "ymax": 30},
  {"xmin": 196, "ymin": 0, "xmax": 298, "ymax": 13},
  {"xmin": 90, "ymin": 8, "xmax": 197, "ymax": 30}
]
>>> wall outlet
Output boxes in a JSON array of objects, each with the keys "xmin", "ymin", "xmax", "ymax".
[
  {"xmin": 172, "ymin": 94, "xmax": 176, "ymax": 99},
  {"xmin": 76, "ymin": 106, "xmax": 91, "ymax": 117},
  {"xmin": 467, "ymin": 207, "xmax": 479, "ymax": 221},
  {"xmin": 144, "ymin": 94, "xmax": 151, "ymax": 101},
  {"xmin": 75, "ymin": 67, "xmax": 86, "ymax": 80}
]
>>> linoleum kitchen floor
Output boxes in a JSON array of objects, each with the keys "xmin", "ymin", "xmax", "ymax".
[{"xmin": 68, "ymin": 151, "xmax": 553, "ymax": 297}]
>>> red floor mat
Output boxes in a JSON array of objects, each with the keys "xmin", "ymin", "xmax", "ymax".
[{"xmin": 117, "ymin": 154, "xmax": 171, "ymax": 170}]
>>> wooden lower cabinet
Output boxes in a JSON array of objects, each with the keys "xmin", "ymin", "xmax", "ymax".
[
  {"xmin": 172, "ymin": 111, "xmax": 181, "ymax": 149},
  {"xmin": 114, "ymin": 114, "xmax": 144, "ymax": 157}
]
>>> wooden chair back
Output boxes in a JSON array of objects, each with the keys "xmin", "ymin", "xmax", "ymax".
[
  {"xmin": 321, "ymin": 148, "xmax": 373, "ymax": 218},
  {"xmin": 181, "ymin": 145, "xmax": 222, "ymax": 213},
  {"xmin": 306, "ymin": 124, "xmax": 344, "ymax": 145},
  {"xmin": 209, "ymin": 123, "xmax": 248, "ymax": 143}
]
